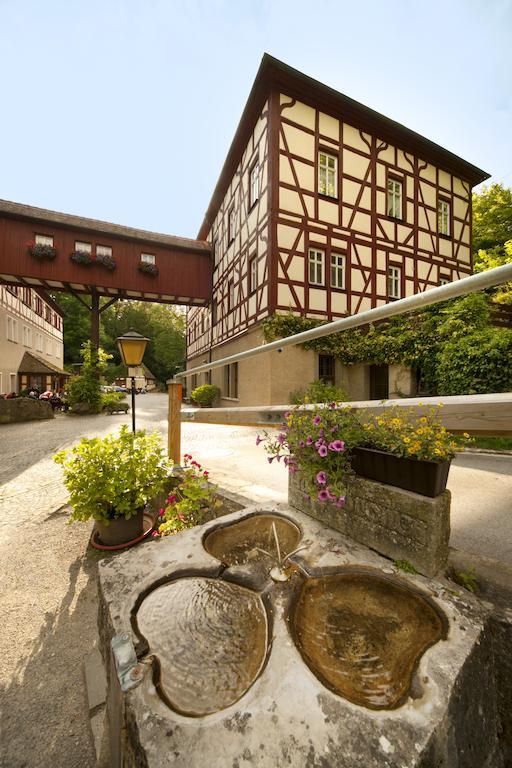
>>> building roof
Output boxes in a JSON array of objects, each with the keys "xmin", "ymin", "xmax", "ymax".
[
  {"xmin": 198, "ymin": 54, "xmax": 490, "ymax": 239},
  {"xmin": 0, "ymin": 199, "xmax": 210, "ymax": 254},
  {"xmin": 18, "ymin": 351, "xmax": 70, "ymax": 377}
]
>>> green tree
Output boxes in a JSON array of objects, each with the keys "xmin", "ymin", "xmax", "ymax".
[{"xmin": 472, "ymin": 183, "xmax": 512, "ymax": 253}]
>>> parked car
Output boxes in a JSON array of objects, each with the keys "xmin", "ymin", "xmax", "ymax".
[{"xmin": 113, "ymin": 385, "xmax": 128, "ymax": 393}]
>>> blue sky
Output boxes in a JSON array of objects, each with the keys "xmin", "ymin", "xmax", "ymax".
[{"xmin": 0, "ymin": 0, "xmax": 510, "ymax": 239}]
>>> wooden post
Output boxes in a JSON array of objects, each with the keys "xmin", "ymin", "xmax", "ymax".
[
  {"xmin": 90, "ymin": 289, "xmax": 100, "ymax": 350},
  {"xmin": 168, "ymin": 380, "xmax": 182, "ymax": 465}
]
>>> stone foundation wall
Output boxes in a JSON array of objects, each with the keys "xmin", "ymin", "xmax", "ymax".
[
  {"xmin": 289, "ymin": 473, "xmax": 450, "ymax": 578},
  {"xmin": 0, "ymin": 397, "xmax": 53, "ymax": 424}
]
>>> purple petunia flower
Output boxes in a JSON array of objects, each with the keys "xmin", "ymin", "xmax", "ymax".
[
  {"xmin": 335, "ymin": 496, "xmax": 346, "ymax": 507},
  {"xmin": 284, "ymin": 411, "xmax": 291, "ymax": 419},
  {"xmin": 326, "ymin": 488, "xmax": 337, "ymax": 501},
  {"xmin": 306, "ymin": 436, "xmax": 314, "ymax": 446},
  {"xmin": 328, "ymin": 402, "xmax": 337, "ymax": 410},
  {"xmin": 318, "ymin": 489, "xmax": 330, "ymax": 502},
  {"xmin": 313, "ymin": 415, "xmax": 321, "ymax": 426},
  {"xmin": 298, "ymin": 440, "xmax": 305, "ymax": 448},
  {"xmin": 331, "ymin": 426, "xmax": 337, "ymax": 433},
  {"xmin": 256, "ymin": 435, "xmax": 263, "ymax": 445},
  {"xmin": 329, "ymin": 440, "xmax": 345, "ymax": 452},
  {"xmin": 267, "ymin": 456, "xmax": 275, "ymax": 464},
  {"xmin": 318, "ymin": 445, "xmax": 328, "ymax": 457},
  {"xmin": 316, "ymin": 471, "xmax": 327, "ymax": 485},
  {"xmin": 276, "ymin": 433, "xmax": 286, "ymax": 445}
]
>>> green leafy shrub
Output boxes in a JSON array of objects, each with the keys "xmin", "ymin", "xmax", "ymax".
[
  {"xmin": 394, "ymin": 559, "xmax": 418, "ymax": 574},
  {"xmin": 191, "ymin": 384, "xmax": 220, "ymax": 406},
  {"xmin": 54, "ymin": 425, "xmax": 172, "ymax": 524},
  {"xmin": 435, "ymin": 327, "xmax": 512, "ymax": 395},
  {"xmin": 157, "ymin": 454, "xmax": 220, "ymax": 536},
  {"xmin": 290, "ymin": 380, "xmax": 349, "ymax": 405},
  {"xmin": 101, "ymin": 392, "xmax": 126, "ymax": 410},
  {"xmin": 450, "ymin": 567, "xmax": 479, "ymax": 593},
  {"xmin": 67, "ymin": 342, "xmax": 112, "ymax": 412}
]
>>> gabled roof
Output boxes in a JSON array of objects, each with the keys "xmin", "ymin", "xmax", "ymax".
[
  {"xmin": 198, "ymin": 54, "xmax": 490, "ymax": 239},
  {"xmin": 18, "ymin": 351, "xmax": 70, "ymax": 376},
  {"xmin": 0, "ymin": 199, "xmax": 210, "ymax": 254}
]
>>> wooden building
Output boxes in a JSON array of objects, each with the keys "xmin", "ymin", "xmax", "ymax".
[{"xmin": 186, "ymin": 55, "xmax": 489, "ymax": 405}]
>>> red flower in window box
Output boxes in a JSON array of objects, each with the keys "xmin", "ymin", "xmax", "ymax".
[{"xmin": 28, "ymin": 241, "xmax": 56, "ymax": 260}]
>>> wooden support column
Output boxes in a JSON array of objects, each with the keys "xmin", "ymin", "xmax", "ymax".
[
  {"xmin": 90, "ymin": 289, "xmax": 100, "ymax": 350},
  {"xmin": 168, "ymin": 380, "xmax": 182, "ymax": 465}
]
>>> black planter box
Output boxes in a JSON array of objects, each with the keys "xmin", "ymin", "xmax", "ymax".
[{"xmin": 350, "ymin": 447, "xmax": 450, "ymax": 498}]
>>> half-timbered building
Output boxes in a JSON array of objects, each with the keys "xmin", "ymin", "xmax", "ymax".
[{"xmin": 186, "ymin": 55, "xmax": 489, "ymax": 405}]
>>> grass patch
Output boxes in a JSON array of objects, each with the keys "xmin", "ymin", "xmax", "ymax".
[{"xmin": 469, "ymin": 436, "xmax": 512, "ymax": 451}]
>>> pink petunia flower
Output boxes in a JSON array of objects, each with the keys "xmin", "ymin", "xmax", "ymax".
[
  {"xmin": 318, "ymin": 489, "xmax": 329, "ymax": 502},
  {"xmin": 298, "ymin": 440, "xmax": 305, "ymax": 448},
  {"xmin": 318, "ymin": 445, "xmax": 328, "ymax": 457},
  {"xmin": 329, "ymin": 440, "xmax": 345, "ymax": 452},
  {"xmin": 276, "ymin": 433, "xmax": 286, "ymax": 445},
  {"xmin": 255, "ymin": 435, "xmax": 263, "ymax": 445},
  {"xmin": 313, "ymin": 415, "xmax": 321, "ymax": 426},
  {"xmin": 335, "ymin": 496, "xmax": 346, "ymax": 507},
  {"xmin": 306, "ymin": 436, "xmax": 314, "ymax": 446},
  {"xmin": 316, "ymin": 471, "xmax": 327, "ymax": 485}
]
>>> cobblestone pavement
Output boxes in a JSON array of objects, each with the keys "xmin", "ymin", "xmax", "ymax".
[{"xmin": 0, "ymin": 393, "xmax": 511, "ymax": 767}]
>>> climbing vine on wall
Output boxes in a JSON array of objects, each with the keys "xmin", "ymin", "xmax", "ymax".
[{"xmin": 262, "ymin": 293, "xmax": 512, "ymax": 396}]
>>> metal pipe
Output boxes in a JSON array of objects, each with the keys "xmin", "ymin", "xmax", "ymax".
[
  {"xmin": 131, "ymin": 376, "xmax": 136, "ymax": 433},
  {"xmin": 177, "ymin": 262, "xmax": 512, "ymax": 379}
]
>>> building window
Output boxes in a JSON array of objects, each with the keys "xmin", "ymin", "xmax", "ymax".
[
  {"xmin": 439, "ymin": 275, "xmax": 450, "ymax": 286},
  {"xmin": 141, "ymin": 253, "xmax": 156, "ymax": 265},
  {"xmin": 249, "ymin": 162, "xmax": 259, "ymax": 208},
  {"xmin": 97, "ymin": 245, "xmax": 112, "ymax": 258},
  {"xmin": 75, "ymin": 240, "xmax": 92, "ymax": 254},
  {"xmin": 212, "ymin": 238, "xmax": 217, "ymax": 266},
  {"xmin": 438, "ymin": 199, "xmax": 451, "ymax": 236},
  {"xmin": 223, "ymin": 363, "xmax": 239, "ymax": 399},
  {"xmin": 6, "ymin": 285, "xmax": 18, "ymax": 296},
  {"xmin": 6, "ymin": 316, "xmax": 18, "ymax": 342},
  {"xmin": 308, "ymin": 248, "xmax": 325, "ymax": 286},
  {"xmin": 23, "ymin": 326, "xmax": 31, "ymax": 347},
  {"xmin": 45, "ymin": 306, "xmax": 52, "ymax": 323},
  {"xmin": 330, "ymin": 252, "xmax": 345, "ymax": 290},
  {"xmin": 318, "ymin": 151, "xmax": 337, "ymax": 198},
  {"xmin": 35, "ymin": 234, "xmax": 53, "ymax": 247},
  {"xmin": 205, "ymin": 370, "xmax": 212, "ymax": 385},
  {"xmin": 191, "ymin": 374, "xmax": 198, "ymax": 391},
  {"xmin": 249, "ymin": 256, "xmax": 258, "ymax": 294},
  {"xmin": 35, "ymin": 332, "xmax": 43, "ymax": 352},
  {"xmin": 22, "ymin": 287, "xmax": 32, "ymax": 307},
  {"xmin": 388, "ymin": 265, "xmax": 401, "ymax": 299},
  {"xmin": 35, "ymin": 296, "xmax": 43, "ymax": 315},
  {"xmin": 387, "ymin": 177, "xmax": 403, "ymax": 219},
  {"xmin": 211, "ymin": 299, "xmax": 217, "ymax": 326},
  {"xmin": 319, "ymin": 354, "xmax": 335, "ymax": 385},
  {"xmin": 10, "ymin": 373, "xmax": 16, "ymax": 394},
  {"xmin": 228, "ymin": 207, "xmax": 236, "ymax": 243},
  {"xmin": 228, "ymin": 279, "xmax": 235, "ymax": 311}
]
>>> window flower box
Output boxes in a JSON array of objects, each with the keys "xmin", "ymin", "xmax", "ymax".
[
  {"xmin": 70, "ymin": 250, "xmax": 93, "ymax": 266},
  {"xmin": 28, "ymin": 242, "xmax": 56, "ymax": 260},
  {"xmin": 96, "ymin": 253, "xmax": 116, "ymax": 271},
  {"xmin": 350, "ymin": 446, "xmax": 450, "ymax": 498},
  {"xmin": 138, "ymin": 262, "xmax": 159, "ymax": 276}
]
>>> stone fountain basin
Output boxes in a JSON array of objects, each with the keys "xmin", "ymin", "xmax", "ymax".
[{"xmin": 98, "ymin": 505, "xmax": 500, "ymax": 768}]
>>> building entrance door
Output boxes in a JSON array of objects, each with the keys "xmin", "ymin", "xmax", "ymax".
[{"xmin": 369, "ymin": 365, "xmax": 389, "ymax": 400}]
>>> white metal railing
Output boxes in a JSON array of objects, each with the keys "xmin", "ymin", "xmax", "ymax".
[{"xmin": 176, "ymin": 263, "xmax": 512, "ymax": 379}]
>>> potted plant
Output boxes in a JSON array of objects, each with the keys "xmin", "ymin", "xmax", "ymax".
[
  {"xmin": 156, "ymin": 454, "xmax": 221, "ymax": 536},
  {"xmin": 138, "ymin": 262, "xmax": 159, "ymax": 276},
  {"xmin": 352, "ymin": 406, "xmax": 466, "ymax": 497},
  {"xmin": 258, "ymin": 403, "xmax": 467, "ymax": 501},
  {"xmin": 96, "ymin": 252, "xmax": 116, "ymax": 271},
  {"xmin": 54, "ymin": 425, "xmax": 172, "ymax": 545},
  {"xmin": 28, "ymin": 241, "xmax": 56, "ymax": 260},
  {"xmin": 190, "ymin": 384, "xmax": 221, "ymax": 407},
  {"xmin": 70, "ymin": 249, "xmax": 93, "ymax": 266}
]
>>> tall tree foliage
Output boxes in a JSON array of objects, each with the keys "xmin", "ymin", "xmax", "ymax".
[
  {"xmin": 55, "ymin": 296, "xmax": 185, "ymax": 383},
  {"xmin": 473, "ymin": 183, "xmax": 512, "ymax": 303}
]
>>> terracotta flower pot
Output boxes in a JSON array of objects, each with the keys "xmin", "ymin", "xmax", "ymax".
[
  {"xmin": 350, "ymin": 447, "xmax": 451, "ymax": 498},
  {"xmin": 95, "ymin": 507, "xmax": 145, "ymax": 546}
]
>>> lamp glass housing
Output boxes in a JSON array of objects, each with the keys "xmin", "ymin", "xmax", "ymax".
[{"xmin": 116, "ymin": 331, "xmax": 149, "ymax": 367}]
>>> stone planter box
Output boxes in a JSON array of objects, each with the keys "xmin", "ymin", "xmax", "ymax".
[
  {"xmin": 289, "ymin": 472, "xmax": 450, "ymax": 577},
  {"xmin": 351, "ymin": 447, "xmax": 451, "ymax": 498}
]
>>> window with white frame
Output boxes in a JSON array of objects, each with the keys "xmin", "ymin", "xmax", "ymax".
[
  {"xmin": 387, "ymin": 265, "xmax": 401, "ymax": 299},
  {"xmin": 97, "ymin": 245, "xmax": 113, "ymax": 258},
  {"xmin": 223, "ymin": 362, "xmax": 239, "ymax": 399},
  {"xmin": 141, "ymin": 253, "xmax": 155, "ymax": 265},
  {"xmin": 387, "ymin": 177, "xmax": 403, "ymax": 219},
  {"xmin": 330, "ymin": 252, "xmax": 345, "ymax": 289},
  {"xmin": 249, "ymin": 163, "xmax": 259, "ymax": 208},
  {"xmin": 35, "ymin": 234, "xmax": 53, "ymax": 247},
  {"xmin": 439, "ymin": 275, "xmax": 451, "ymax": 286},
  {"xmin": 75, "ymin": 240, "xmax": 92, "ymax": 253},
  {"xmin": 228, "ymin": 207, "xmax": 236, "ymax": 243},
  {"xmin": 6, "ymin": 316, "xmax": 17, "ymax": 342},
  {"xmin": 318, "ymin": 151, "xmax": 337, "ymax": 197},
  {"xmin": 308, "ymin": 248, "xmax": 325, "ymax": 286},
  {"xmin": 10, "ymin": 373, "xmax": 16, "ymax": 394},
  {"xmin": 23, "ymin": 326, "xmax": 31, "ymax": 347},
  {"xmin": 438, "ymin": 199, "xmax": 451, "ymax": 236},
  {"xmin": 249, "ymin": 256, "xmax": 258, "ymax": 293},
  {"xmin": 35, "ymin": 332, "xmax": 43, "ymax": 352}
]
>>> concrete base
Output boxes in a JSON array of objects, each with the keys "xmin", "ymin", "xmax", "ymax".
[
  {"xmin": 289, "ymin": 473, "xmax": 450, "ymax": 578},
  {"xmin": 98, "ymin": 505, "xmax": 502, "ymax": 768}
]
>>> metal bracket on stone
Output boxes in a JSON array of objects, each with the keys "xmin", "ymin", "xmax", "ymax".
[{"xmin": 111, "ymin": 633, "xmax": 145, "ymax": 692}]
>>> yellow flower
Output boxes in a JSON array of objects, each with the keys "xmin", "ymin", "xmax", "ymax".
[
  {"xmin": 463, "ymin": 432, "xmax": 470, "ymax": 439},
  {"xmin": 403, "ymin": 437, "xmax": 411, "ymax": 444},
  {"xmin": 420, "ymin": 416, "xmax": 427, "ymax": 424}
]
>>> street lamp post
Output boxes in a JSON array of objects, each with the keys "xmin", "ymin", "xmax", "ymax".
[{"xmin": 116, "ymin": 330, "xmax": 150, "ymax": 433}]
